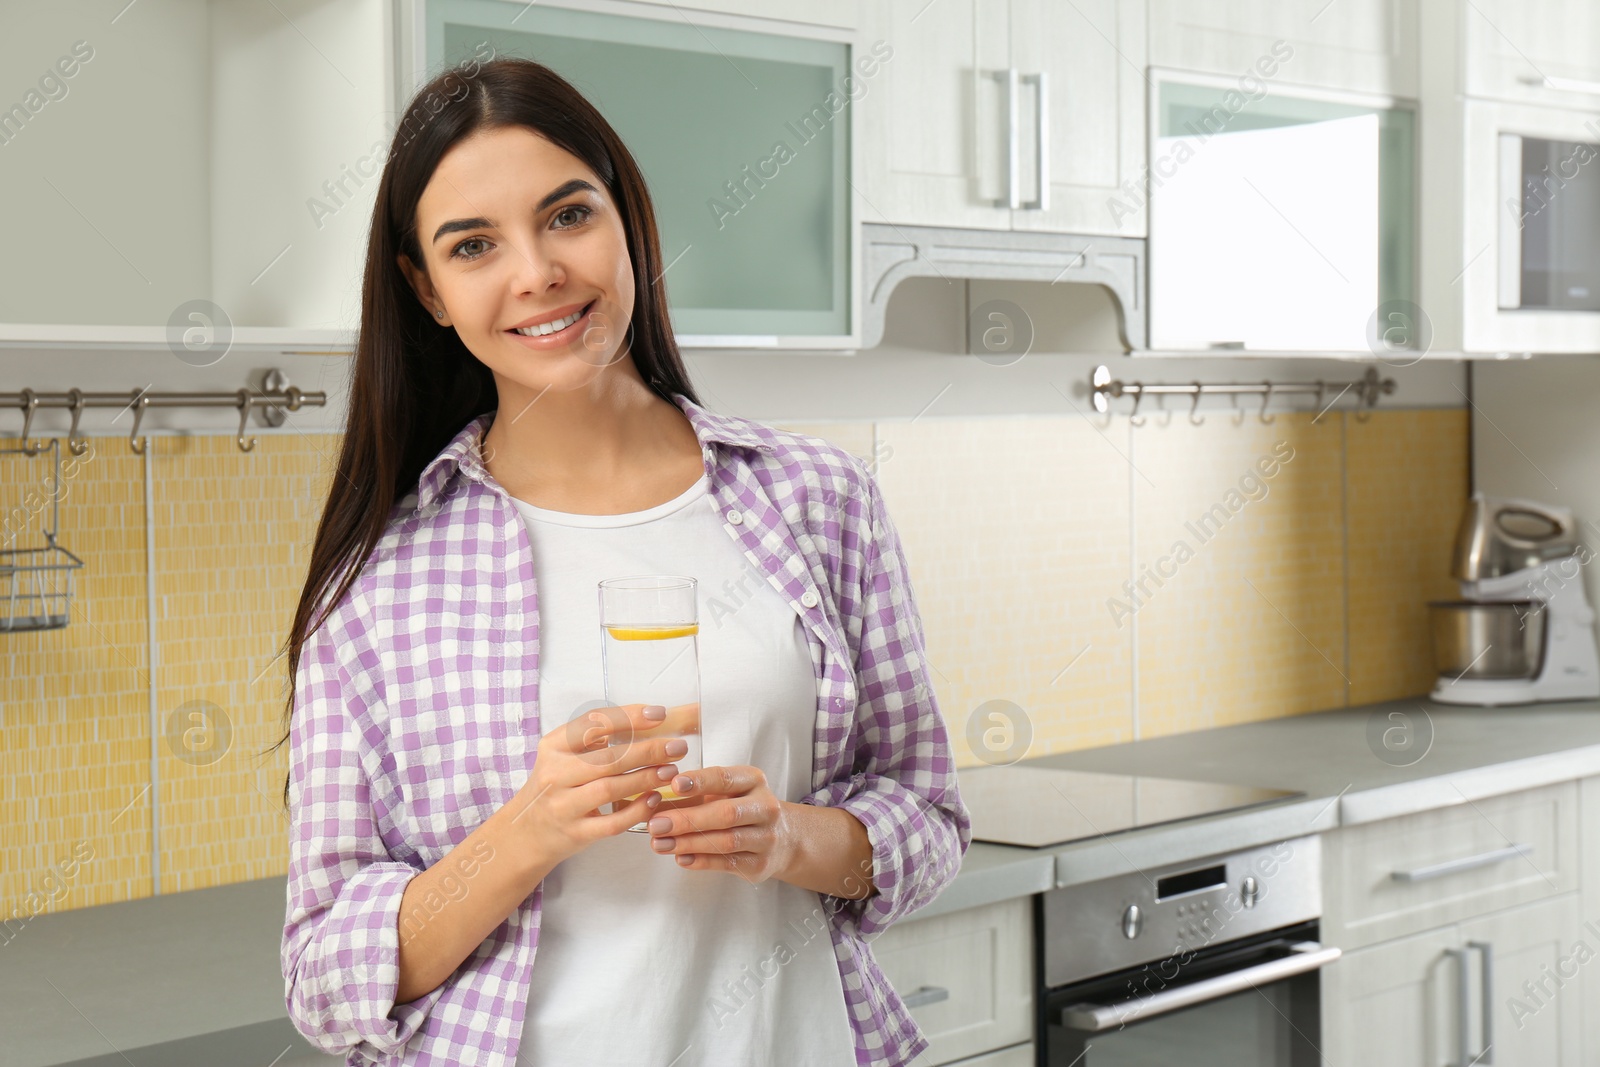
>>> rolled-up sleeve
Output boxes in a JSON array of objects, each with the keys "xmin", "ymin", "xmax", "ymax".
[
  {"xmin": 282, "ymin": 613, "xmax": 443, "ymax": 1059},
  {"xmin": 804, "ymin": 462, "xmax": 972, "ymax": 940}
]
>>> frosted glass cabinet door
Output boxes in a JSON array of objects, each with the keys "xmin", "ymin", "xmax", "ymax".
[
  {"xmin": 422, "ymin": 0, "xmax": 854, "ymax": 344},
  {"xmin": 1147, "ymin": 78, "xmax": 1416, "ymax": 353}
]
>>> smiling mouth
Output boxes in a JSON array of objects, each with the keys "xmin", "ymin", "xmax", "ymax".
[{"xmin": 510, "ymin": 300, "xmax": 595, "ymax": 337}]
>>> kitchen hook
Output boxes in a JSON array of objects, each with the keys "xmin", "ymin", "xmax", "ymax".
[
  {"xmin": 128, "ymin": 391, "xmax": 151, "ymax": 455},
  {"xmin": 1128, "ymin": 389, "xmax": 1145, "ymax": 427},
  {"xmin": 1189, "ymin": 383, "xmax": 1205, "ymax": 426},
  {"xmin": 19, "ymin": 388, "xmax": 42, "ymax": 456},
  {"xmin": 66, "ymin": 389, "xmax": 89, "ymax": 456},
  {"xmin": 1259, "ymin": 382, "xmax": 1275, "ymax": 424},
  {"xmin": 235, "ymin": 389, "xmax": 257, "ymax": 453}
]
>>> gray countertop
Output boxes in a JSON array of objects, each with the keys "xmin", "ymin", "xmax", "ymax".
[
  {"xmin": 912, "ymin": 695, "xmax": 1600, "ymax": 920},
  {"xmin": 13, "ymin": 695, "xmax": 1600, "ymax": 1064}
]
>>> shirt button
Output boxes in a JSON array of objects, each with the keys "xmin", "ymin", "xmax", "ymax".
[
  {"xmin": 726, "ymin": 510, "xmax": 743, "ymax": 525},
  {"xmin": 800, "ymin": 590, "xmax": 820, "ymax": 608}
]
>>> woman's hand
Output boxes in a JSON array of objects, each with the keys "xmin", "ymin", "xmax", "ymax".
[
  {"xmin": 644, "ymin": 765, "xmax": 797, "ymax": 884},
  {"xmin": 502, "ymin": 702, "xmax": 686, "ymax": 869}
]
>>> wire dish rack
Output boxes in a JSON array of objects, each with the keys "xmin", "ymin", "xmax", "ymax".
[{"xmin": 1, "ymin": 438, "xmax": 84, "ymax": 633}]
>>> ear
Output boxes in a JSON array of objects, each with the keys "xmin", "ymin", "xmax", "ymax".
[{"xmin": 397, "ymin": 252, "xmax": 448, "ymax": 324}]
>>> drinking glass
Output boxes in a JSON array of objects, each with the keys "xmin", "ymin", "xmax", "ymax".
[{"xmin": 597, "ymin": 575, "xmax": 701, "ymax": 831}]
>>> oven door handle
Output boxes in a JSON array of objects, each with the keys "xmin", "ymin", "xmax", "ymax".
[{"xmin": 1057, "ymin": 941, "xmax": 1343, "ymax": 1033}]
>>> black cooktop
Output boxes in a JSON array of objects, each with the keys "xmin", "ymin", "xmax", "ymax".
[{"xmin": 959, "ymin": 755, "xmax": 1302, "ymax": 848}]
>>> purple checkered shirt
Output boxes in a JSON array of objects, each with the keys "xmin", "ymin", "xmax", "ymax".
[{"xmin": 281, "ymin": 392, "xmax": 972, "ymax": 1065}]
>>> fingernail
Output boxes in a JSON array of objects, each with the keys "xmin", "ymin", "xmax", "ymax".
[
  {"xmin": 656, "ymin": 765, "xmax": 677, "ymax": 782},
  {"xmin": 673, "ymin": 775, "xmax": 693, "ymax": 793},
  {"xmin": 645, "ymin": 792, "xmax": 661, "ymax": 809},
  {"xmin": 652, "ymin": 837, "xmax": 674, "ymax": 852},
  {"xmin": 676, "ymin": 855, "xmax": 693, "ymax": 866},
  {"xmin": 643, "ymin": 704, "xmax": 666, "ymax": 720},
  {"xmin": 665, "ymin": 738, "xmax": 688, "ymax": 758},
  {"xmin": 648, "ymin": 816, "xmax": 671, "ymax": 834}
]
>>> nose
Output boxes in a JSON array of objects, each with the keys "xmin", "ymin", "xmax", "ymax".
[{"xmin": 507, "ymin": 227, "xmax": 566, "ymax": 296}]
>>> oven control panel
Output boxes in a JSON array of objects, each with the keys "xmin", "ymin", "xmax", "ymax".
[{"xmin": 1041, "ymin": 835, "xmax": 1322, "ymax": 989}]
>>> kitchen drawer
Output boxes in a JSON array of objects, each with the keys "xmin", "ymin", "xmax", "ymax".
[
  {"xmin": 1322, "ymin": 781, "xmax": 1578, "ymax": 950},
  {"xmin": 873, "ymin": 896, "xmax": 1033, "ymax": 1067},
  {"xmin": 937, "ymin": 1042, "xmax": 1034, "ymax": 1067}
]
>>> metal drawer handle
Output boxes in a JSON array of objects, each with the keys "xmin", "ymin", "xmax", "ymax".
[
  {"xmin": 1058, "ymin": 942, "xmax": 1342, "ymax": 1032},
  {"xmin": 1518, "ymin": 73, "xmax": 1600, "ymax": 97},
  {"xmin": 1000, "ymin": 68, "xmax": 1021, "ymax": 209},
  {"xmin": 1390, "ymin": 843, "xmax": 1533, "ymax": 883},
  {"xmin": 902, "ymin": 984, "xmax": 950, "ymax": 1009},
  {"xmin": 1022, "ymin": 71, "xmax": 1049, "ymax": 210},
  {"xmin": 1469, "ymin": 940, "xmax": 1495, "ymax": 1065}
]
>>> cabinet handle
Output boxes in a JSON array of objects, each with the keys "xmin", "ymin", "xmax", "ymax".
[
  {"xmin": 1468, "ymin": 940, "xmax": 1494, "ymax": 1064},
  {"xmin": 1022, "ymin": 71, "xmax": 1049, "ymax": 211},
  {"xmin": 1389, "ymin": 843, "xmax": 1532, "ymax": 883},
  {"xmin": 1002, "ymin": 67, "xmax": 1021, "ymax": 210},
  {"xmin": 902, "ymin": 984, "xmax": 950, "ymax": 1009},
  {"xmin": 1518, "ymin": 73, "xmax": 1600, "ymax": 97},
  {"xmin": 1449, "ymin": 947, "xmax": 1471, "ymax": 1067}
]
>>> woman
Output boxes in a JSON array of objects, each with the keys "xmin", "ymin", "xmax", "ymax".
[{"xmin": 277, "ymin": 57, "xmax": 969, "ymax": 1067}]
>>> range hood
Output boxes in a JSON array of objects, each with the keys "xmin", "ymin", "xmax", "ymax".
[{"xmin": 860, "ymin": 222, "xmax": 1147, "ymax": 351}]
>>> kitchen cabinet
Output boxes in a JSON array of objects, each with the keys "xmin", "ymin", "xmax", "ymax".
[
  {"xmin": 1146, "ymin": 75, "xmax": 1417, "ymax": 353},
  {"xmin": 1320, "ymin": 924, "xmax": 1461, "ymax": 1067},
  {"xmin": 0, "ymin": 0, "xmax": 392, "ymax": 351},
  {"xmin": 1321, "ymin": 780, "xmax": 1578, "ymax": 951},
  {"xmin": 859, "ymin": 0, "xmax": 1148, "ymax": 237},
  {"xmin": 410, "ymin": 0, "xmax": 862, "ymax": 348},
  {"xmin": 1581, "ymin": 777, "xmax": 1600, "ymax": 1064},
  {"xmin": 872, "ymin": 896, "xmax": 1034, "ymax": 1067},
  {"xmin": 1324, "ymin": 894, "xmax": 1585, "ymax": 1066},
  {"xmin": 1460, "ymin": 0, "xmax": 1600, "ymax": 108},
  {"xmin": 1321, "ymin": 781, "xmax": 1588, "ymax": 1066},
  {"xmin": 938, "ymin": 1043, "xmax": 1034, "ymax": 1067},
  {"xmin": 1149, "ymin": 0, "xmax": 1418, "ymax": 97}
]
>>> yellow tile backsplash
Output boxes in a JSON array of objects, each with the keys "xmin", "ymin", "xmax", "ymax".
[
  {"xmin": 4, "ymin": 405, "xmax": 1465, "ymax": 915},
  {"xmin": 1131, "ymin": 412, "xmax": 1348, "ymax": 736}
]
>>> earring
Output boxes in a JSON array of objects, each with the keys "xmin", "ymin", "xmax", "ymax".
[{"xmin": 434, "ymin": 309, "xmax": 445, "ymax": 319}]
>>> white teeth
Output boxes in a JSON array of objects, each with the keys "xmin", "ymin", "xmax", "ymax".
[{"xmin": 514, "ymin": 305, "xmax": 586, "ymax": 336}]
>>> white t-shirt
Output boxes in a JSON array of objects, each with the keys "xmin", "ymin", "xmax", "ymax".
[{"xmin": 510, "ymin": 472, "xmax": 857, "ymax": 1067}]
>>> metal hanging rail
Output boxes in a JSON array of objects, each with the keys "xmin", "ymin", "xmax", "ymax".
[
  {"xmin": 1089, "ymin": 365, "xmax": 1396, "ymax": 425},
  {"xmin": 0, "ymin": 375, "xmax": 327, "ymax": 456}
]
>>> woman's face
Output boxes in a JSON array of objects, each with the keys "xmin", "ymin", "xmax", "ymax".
[{"xmin": 400, "ymin": 125, "xmax": 636, "ymax": 391}]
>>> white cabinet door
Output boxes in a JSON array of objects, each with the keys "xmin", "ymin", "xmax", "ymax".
[
  {"xmin": 872, "ymin": 896, "xmax": 1033, "ymax": 1067},
  {"xmin": 1321, "ymin": 925, "xmax": 1462, "ymax": 1067},
  {"xmin": 1583, "ymin": 778, "xmax": 1600, "ymax": 1067},
  {"xmin": 1008, "ymin": 0, "xmax": 1148, "ymax": 237},
  {"xmin": 938, "ymin": 1043, "xmax": 1034, "ymax": 1067},
  {"xmin": 859, "ymin": 0, "xmax": 1013, "ymax": 231},
  {"xmin": 1459, "ymin": 894, "xmax": 1585, "ymax": 1067},
  {"xmin": 1463, "ymin": 0, "xmax": 1600, "ymax": 107},
  {"xmin": 1149, "ymin": 0, "xmax": 1417, "ymax": 97}
]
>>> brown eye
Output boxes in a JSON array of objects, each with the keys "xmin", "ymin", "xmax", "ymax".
[
  {"xmin": 450, "ymin": 237, "xmax": 490, "ymax": 260},
  {"xmin": 553, "ymin": 205, "xmax": 593, "ymax": 229}
]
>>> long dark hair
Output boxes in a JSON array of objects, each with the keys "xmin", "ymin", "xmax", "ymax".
[{"xmin": 269, "ymin": 56, "xmax": 700, "ymax": 808}]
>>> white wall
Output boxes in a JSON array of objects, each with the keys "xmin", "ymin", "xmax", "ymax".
[{"xmin": 1474, "ymin": 359, "xmax": 1600, "ymax": 612}]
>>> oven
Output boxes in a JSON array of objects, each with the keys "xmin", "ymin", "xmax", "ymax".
[{"xmin": 1037, "ymin": 836, "xmax": 1338, "ymax": 1067}]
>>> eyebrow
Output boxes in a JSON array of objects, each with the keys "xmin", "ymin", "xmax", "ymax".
[{"xmin": 430, "ymin": 178, "xmax": 599, "ymax": 245}]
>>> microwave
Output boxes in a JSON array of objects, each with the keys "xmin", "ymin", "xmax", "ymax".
[
  {"xmin": 1498, "ymin": 132, "xmax": 1600, "ymax": 312},
  {"xmin": 1449, "ymin": 98, "xmax": 1600, "ymax": 354}
]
